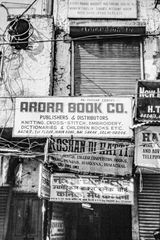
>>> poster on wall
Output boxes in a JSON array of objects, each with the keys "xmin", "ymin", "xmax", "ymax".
[
  {"xmin": 136, "ymin": 80, "xmax": 160, "ymax": 121},
  {"xmin": 50, "ymin": 220, "xmax": 65, "ymax": 240},
  {"xmin": 50, "ymin": 203, "xmax": 65, "ymax": 240},
  {"xmin": 50, "ymin": 173, "xmax": 134, "ymax": 205},
  {"xmin": 68, "ymin": 0, "xmax": 137, "ymax": 19},
  {"xmin": 13, "ymin": 97, "xmax": 133, "ymax": 138},
  {"xmin": 49, "ymin": 138, "xmax": 134, "ymax": 176},
  {"xmin": 135, "ymin": 126, "xmax": 160, "ymax": 169}
]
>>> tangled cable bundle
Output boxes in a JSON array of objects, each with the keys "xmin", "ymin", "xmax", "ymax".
[{"xmin": 6, "ymin": 18, "xmax": 34, "ymax": 50}]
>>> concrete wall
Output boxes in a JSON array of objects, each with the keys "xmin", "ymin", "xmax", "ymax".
[
  {"xmin": 52, "ymin": 2, "xmax": 160, "ymax": 239},
  {"xmin": 53, "ymin": 0, "xmax": 160, "ymax": 95},
  {"xmin": 13, "ymin": 158, "xmax": 40, "ymax": 193},
  {"xmin": 0, "ymin": 17, "xmax": 53, "ymax": 128}
]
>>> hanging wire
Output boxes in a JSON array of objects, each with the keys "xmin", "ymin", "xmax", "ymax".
[{"xmin": 18, "ymin": 0, "xmax": 38, "ymax": 18}]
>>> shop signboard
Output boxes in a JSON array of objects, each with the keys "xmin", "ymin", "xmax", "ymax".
[
  {"xmin": 49, "ymin": 138, "xmax": 133, "ymax": 176},
  {"xmin": 13, "ymin": 97, "xmax": 133, "ymax": 138},
  {"xmin": 50, "ymin": 173, "xmax": 134, "ymax": 205},
  {"xmin": 70, "ymin": 26, "xmax": 146, "ymax": 38},
  {"xmin": 135, "ymin": 126, "xmax": 160, "ymax": 169},
  {"xmin": 136, "ymin": 80, "xmax": 160, "ymax": 121},
  {"xmin": 68, "ymin": 0, "xmax": 137, "ymax": 19}
]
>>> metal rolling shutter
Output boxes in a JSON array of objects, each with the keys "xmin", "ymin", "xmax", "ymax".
[
  {"xmin": 138, "ymin": 174, "xmax": 160, "ymax": 240},
  {"xmin": 74, "ymin": 38, "xmax": 141, "ymax": 96},
  {"xmin": 0, "ymin": 186, "xmax": 10, "ymax": 239}
]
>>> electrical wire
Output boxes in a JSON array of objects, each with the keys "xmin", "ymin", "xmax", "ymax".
[
  {"xmin": 0, "ymin": 31, "xmax": 159, "ymax": 47},
  {"xmin": 19, "ymin": 0, "xmax": 38, "ymax": 18}
]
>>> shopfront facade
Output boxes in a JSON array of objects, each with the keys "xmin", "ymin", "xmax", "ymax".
[
  {"xmin": 52, "ymin": 1, "xmax": 160, "ymax": 240},
  {"xmin": 1, "ymin": 1, "xmax": 160, "ymax": 240}
]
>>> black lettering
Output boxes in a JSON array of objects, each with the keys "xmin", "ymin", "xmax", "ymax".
[
  {"xmin": 20, "ymin": 102, "xmax": 28, "ymax": 112},
  {"xmin": 29, "ymin": 102, "xmax": 37, "ymax": 112},
  {"xmin": 142, "ymin": 133, "xmax": 150, "ymax": 142}
]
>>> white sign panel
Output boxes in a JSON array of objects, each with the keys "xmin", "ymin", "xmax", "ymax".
[
  {"xmin": 49, "ymin": 138, "xmax": 133, "ymax": 176},
  {"xmin": 68, "ymin": 0, "xmax": 137, "ymax": 19},
  {"xmin": 13, "ymin": 97, "xmax": 133, "ymax": 138},
  {"xmin": 50, "ymin": 174, "xmax": 134, "ymax": 205},
  {"xmin": 135, "ymin": 126, "xmax": 160, "ymax": 169},
  {"xmin": 38, "ymin": 164, "xmax": 50, "ymax": 199},
  {"xmin": 50, "ymin": 220, "xmax": 65, "ymax": 238}
]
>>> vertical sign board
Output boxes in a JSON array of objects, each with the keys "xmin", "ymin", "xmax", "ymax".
[
  {"xmin": 136, "ymin": 80, "xmax": 160, "ymax": 121},
  {"xmin": 68, "ymin": 0, "xmax": 137, "ymax": 19},
  {"xmin": 13, "ymin": 97, "xmax": 133, "ymax": 138},
  {"xmin": 50, "ymin": 203, "xmax": 65, "ymax": 240},
  {"xmin": 135, "ymin": 126, "xmax": 160, "ymax": 169},
  {"xmin": 50, "ymin": 173, "xmax": 134, "ymax": 205},
  {"xmin": 49, "ymin": 138, "xmax": 134, "ymax": 176},
  {"xmin": 38, "ymin": 164, "xmax": 50, "ymax": 199}
]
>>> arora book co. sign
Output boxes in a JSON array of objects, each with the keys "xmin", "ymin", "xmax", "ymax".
[{"xmin": 13, "ymin": 97, "xmax": 133, "ymax": 138}]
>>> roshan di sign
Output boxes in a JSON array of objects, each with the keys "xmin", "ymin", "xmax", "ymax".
[{"xmin": 49, "ymin": 138, "xmax": 133, "ymax": 176}]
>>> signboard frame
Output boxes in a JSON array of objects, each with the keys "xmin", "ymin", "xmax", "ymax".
[
  {"xmin": 13, "ymin": 96, "xmax": 133, "ymax": 139},
  {"xmin": 135, "ymin": 126, "xmax": 160, "ymax": 169},
  {"xmin": 50, "ymin": 173, "xmax": 134, "ymax": 205},
  {"xmin": 49, "ymin": 138, "xmax": 134, "ymax": 176}
]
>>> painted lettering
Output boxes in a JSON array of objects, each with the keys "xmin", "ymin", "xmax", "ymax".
[
  {"xmin": 68, "ymin": 103, "xmax": 102, "ymax": 113},
  {"xmin": 107, "ymin": 103, "xmax": 124, "ymax": 113},
  {"xmin": 20, "ymin": 102, "xmax": 63, "ymax": 113},
  {"xmin": 139, "ymin": 87, "xmax": 156, "ymax": 98}
]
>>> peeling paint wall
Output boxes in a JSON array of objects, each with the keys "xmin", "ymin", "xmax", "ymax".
[
  {"xmin": 0, "ymin": 17, "xmax": 53, "ymax": 127},
  {"xmin": 53, "ymin": 0, "xmax": 160, "ymax": 95},
  {"xmin": 13, "ymin": 158, "xmax": 40, "ymax": 193}
]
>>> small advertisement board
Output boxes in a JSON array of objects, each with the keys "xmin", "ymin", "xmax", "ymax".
[
  {"xmin": 135, "ymin": 126, "xmax": 160, "ymax": 169},
  {"xmin": 49, "ymin": 138, "xmax": 133, "ymax": 176},
  {"xmin": 13, "ymin": 97, "xmax": 133, "ymax": 138},
  {"xmin": 50, "ymin": 174, "xmax": 134, "ymax": 205},
  {"xmin": 136, "ymin": 80, "xmax": 160, "ymax": 121},
  {"xmin": 50, "ymin": 219, "xmax": 65, "ymax": 240},
  {"xmin": 68, "ymin": 0, "xmax": 137, "ymax": 19}
]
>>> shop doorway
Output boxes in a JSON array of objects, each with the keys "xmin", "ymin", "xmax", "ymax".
[
  {"xmin": 63, "ymin": 203, "xmax": 132, "ymax": 240},
  {"xmin": 7, "ymin": 193, "xmax": 42, "ymax": 240}
]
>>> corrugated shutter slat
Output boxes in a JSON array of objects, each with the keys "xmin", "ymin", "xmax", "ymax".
[
  {"xmin": 138, "ymin": 174, "xmax": 160, "ymax": 240},
  {"xmin": 74, "ymin": 39, "xmax": 141, "ymax": 96},
  {"xmin": 0, "ymin": 187, "xmax": 9, "ymax": 239}
]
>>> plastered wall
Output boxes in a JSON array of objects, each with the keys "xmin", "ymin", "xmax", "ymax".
[
  {"xmin": 1, "ymin": 0, "xmax": 160, "ymax": 127},
  {"xmin": 0, "ymin": 17, "xmax": 53, "ymax": 128},
  {"xmin": 13, "ymin": 158, "xmax": 40, "ymax": 193},
  {"xmin": 53, "ymin": 0, "xmax": 160, "ymax": 95}
]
